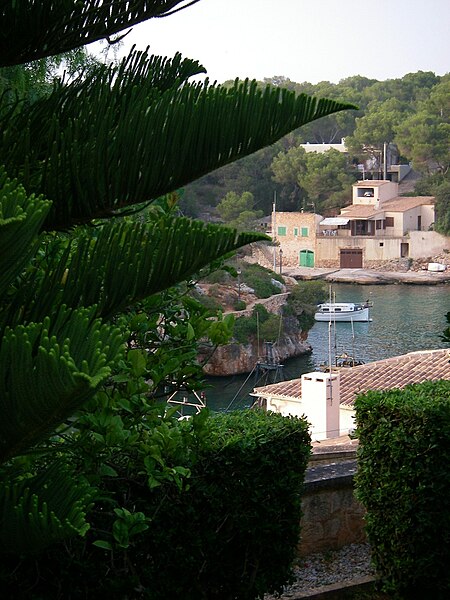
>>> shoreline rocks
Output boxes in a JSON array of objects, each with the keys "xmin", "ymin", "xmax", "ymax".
[
  {"xmin": 284, "ymin": 266, "xmax": 450, "ymax": 285},
  {"xmin": 200, "ymin": 333, "xmax": 311, "ymax": 377}
]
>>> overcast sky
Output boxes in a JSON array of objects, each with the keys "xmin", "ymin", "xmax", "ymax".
[{"xmin": 100, "ymin": 0, "xmax": 450, "ymax": 84}]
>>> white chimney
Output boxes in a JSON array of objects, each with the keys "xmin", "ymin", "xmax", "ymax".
[{"xmin": 301, "ymin": 372, "xmax": 340, "ymax": 441}]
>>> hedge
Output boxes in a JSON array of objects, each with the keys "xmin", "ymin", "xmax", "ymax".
[
  {"xmin": 354, "ymin": 380, "xmax": 450, "ymax": 599},
  {"xmin": 138, "ymin": 409, "xmax": 312, "ymax": 599},
  {"xmin": 3, "ymin": 409, "xmax": 311, "ymax": 599}
]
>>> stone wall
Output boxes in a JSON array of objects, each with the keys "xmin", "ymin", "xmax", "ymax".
[{"xmin": 298, "ymin": 459, "xmax": 366, "ymax": 557}]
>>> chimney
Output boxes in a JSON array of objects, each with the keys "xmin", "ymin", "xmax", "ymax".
[{"xmin": 301, "ymin": 372, "xmax": 340, "ymax": 441}]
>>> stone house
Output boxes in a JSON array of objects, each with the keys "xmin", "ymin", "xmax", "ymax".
[
  {"xmin": 269, "ymin": 180, "xmax": 448, "ymax": 269},
  {"xmin": 271, "ymin": 211, "xmax": 322, "ymax": 268}
]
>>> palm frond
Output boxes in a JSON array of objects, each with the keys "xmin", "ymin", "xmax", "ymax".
[
  {"xmin": 0, "ymin": 305, "xmax": 124, "ymax": 462},
  {"xmin": 0, "ymin": 462, "xmax": 92, "ymax": 554},
  {"xmin": 1, "ymin": 49, "xmax": 356, "ymax": 229},
  {"xmin": 0, "ymin": 1, "xmax": 200, "ymax": 67}
]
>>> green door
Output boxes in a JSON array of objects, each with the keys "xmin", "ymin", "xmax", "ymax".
[{"xmin": 299, "ymin": 250, "xmax": 314, "ymax": 267}]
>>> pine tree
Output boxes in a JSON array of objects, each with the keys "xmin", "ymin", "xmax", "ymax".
[{"xmin": 0, "ymin": 0, "xmax": 353, "ymax": 554}]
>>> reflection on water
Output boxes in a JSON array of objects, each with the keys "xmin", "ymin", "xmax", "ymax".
[{"xmin": 205, "ymin": 283, "xmax": 449, "ymax": 412}]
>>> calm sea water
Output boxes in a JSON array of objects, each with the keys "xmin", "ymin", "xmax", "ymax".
[{"xmin": 204, "ymin": 283, "xmax": 449, "ymax": 412}]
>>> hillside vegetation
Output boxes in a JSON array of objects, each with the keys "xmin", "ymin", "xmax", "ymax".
[{"xmin": 181, "ymin": 72, "xmax": 449, "ymax": 234}]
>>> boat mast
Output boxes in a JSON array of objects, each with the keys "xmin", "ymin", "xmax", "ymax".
[{"xmin": 272, "ymin": 191, "xmax": 277, "ymax": 271}]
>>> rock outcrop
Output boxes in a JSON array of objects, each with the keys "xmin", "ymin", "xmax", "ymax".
[{"xmin": 200, "ymin": 332, "xmax": 311, "ymax": 376}]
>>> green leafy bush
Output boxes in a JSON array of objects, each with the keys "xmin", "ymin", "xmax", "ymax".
[
  {"xmin": 284, "ymin": 280, "xmax": 327, "ymax": 331},
  {"xmin": 259, "ymin": 313, "xmax": 283, "ymax": 342},
  {"xmin": 2, "ymin": 409, "xmax": 311, "ymax": 599},
  {"xmin": 202, "ymin": 268, "xmax": 232, "ymax": 284},
  {"xmin": 138, "ymin": 409, "xmax": 312, "ymax": 599},
  {"xmin": 233, "ymin": 304, "xmax": 271, "ymax": 343},
  {"xmin": 233, "ymin": 299, "xmax": 247, "ymax": 311},
  {"xmin": 242, "ymin": 263, "xmax": 284, "ymax": 298},
  {"xmin": 354, "ymin": 380, "xmax": 450, "ymax": 599}
]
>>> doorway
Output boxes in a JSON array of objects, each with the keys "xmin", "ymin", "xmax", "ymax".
[
  {"xmin": 340, "ymin": 248, "xmax": 363, "ymax": 268},
  {"xmin": 299, "ymin": 249, "xmax": 314, "ymax": 267}
]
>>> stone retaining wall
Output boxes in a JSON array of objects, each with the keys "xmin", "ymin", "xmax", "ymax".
[{"xmin": 298, "ymin": 460, "xmax": 366, "ymax": 557}]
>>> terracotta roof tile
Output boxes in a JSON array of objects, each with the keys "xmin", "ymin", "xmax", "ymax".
[
  {"xmin": 252, "ymin": 349, "xmax": 450, "ymax": 408},
  {"xmin": 339, "ymin": 196, "xmax": 434, "ymax": 219},
  {"xmin": 381, "ymin": 196, "xmax": 435, "ymax": 212},
  {"xmin": 340, "ymin": 205, "xmax": 379, "ymax": 218}
]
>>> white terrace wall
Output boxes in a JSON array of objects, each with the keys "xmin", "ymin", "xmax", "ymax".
[
  {"xmin": 359, "ymin": 237, "xmax": 404, "ymax": 262},
  {"xmin": 316, "ymin": 233, "xmax": 449, "ymax": 266},
  {"xmin": 408, "ymin": 231, "xmax": 450, "ymax": 258}
]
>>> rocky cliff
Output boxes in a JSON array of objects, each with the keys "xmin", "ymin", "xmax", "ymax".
[{"xmin": 200, "ymin": 331, "xmax": 311, "ymax": 376}]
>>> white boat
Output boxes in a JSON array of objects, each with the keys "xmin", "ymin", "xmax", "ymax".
[{"xmin": 314, "ymin": 301, "xmax": 372, "ymax": 322}]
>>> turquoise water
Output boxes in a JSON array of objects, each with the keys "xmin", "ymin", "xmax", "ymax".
[{"xmin": 204, "ymin": 283, "xmax": 449, "ymax": 412}]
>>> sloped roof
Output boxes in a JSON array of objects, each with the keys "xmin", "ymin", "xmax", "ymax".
[
  {"xmin": 339, "ymin": 195, "xmax": 434, "ymax": 220},
  {"xmin": 252, "ymin": 349, "xmax": 450, "ymax": 408},
  {"xmin": 381, "ymin": 196, "xmax": 435, "ymax": 212},
  {"xmin": 340, "ymin": 205, "xmax": 380, "ymax": 218}
]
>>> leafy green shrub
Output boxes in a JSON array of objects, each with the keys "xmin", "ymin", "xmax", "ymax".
[
  {"xmin": 259, "ymin": 313, "xmax": 283, "ymax": 342},
  {"xmin": 285, "ymin": 280, "xmax": 327, "ymax": 331},
  {"xmin": 193, "ymin": 291, "xmax": 223, "ymax": 312},
  {"xmin": 233, "ymin": 304, "xmax": 271, "ymax": 343},
  {"xmin": 202, "ymin": 268, "xmax": 231, "ymax": 284},
  {"xmin": 354, "ymin": 380, "xmax": 450, "ymax": 599},
  {"xmin": 233, "ymin": 299, "xmax": 247, "ymax": 311},
  {"xmin": 242, "ymin": 263, "xmax": 284, "ymax": 298},
  {"xmin": 2, "ymin": 409, "xmax": 311, "ymax": 599},
  {"xmin": 139, "ymin": 409, "xmax": 311, "ymax": 599}
]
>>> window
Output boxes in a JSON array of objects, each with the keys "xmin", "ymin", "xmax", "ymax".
[
  {"xmin": 357, "ymin": 187, "xmax": 374, "ymax": 198},
  {"xmin": 379, "ymin": 242, "xmax": 384, "ymax": 247},
  {"xmin": 385, "ymin": 217, "xmax": 394, "ymax": 227},
  {"xmin": 294, "ymin": 227, "xmax": 299, "ymax": 236},
  {"xmin": 301, "ymin": 227, "xmax": 309, "ymax": 237},
  {"xmin": 376, "ymin": 220, "xmax": 382, "ymax": 230},
  {"xmin": 277, "ymin": 226, "xmax": 287, "ymax": 236}
]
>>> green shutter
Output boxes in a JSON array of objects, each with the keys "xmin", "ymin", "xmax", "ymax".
[
  {"xmin": 278, "ymin": 226, "xmax": 287, "ymax": 236},
  {"xmin": 294, "ymin": 227, "xmax": 298, "ymax": 236},
  {"xmin": 301, "ymin": 227, "xmax": 309, "ymax": 237}
]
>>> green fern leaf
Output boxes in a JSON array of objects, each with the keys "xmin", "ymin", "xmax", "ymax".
[
  {"xmin": 7, "ymin": 218, "xmax": 267, "ymax": 324},
  {"xmin": 0, "ymin": 1, "xmax": 199, "ymax": 67}
]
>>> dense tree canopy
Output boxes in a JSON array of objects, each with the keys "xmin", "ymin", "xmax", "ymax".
[
  {"xmin": 183, "ymin": 70, "xmax": 450, "ymax": 229},
  {"xmin": 216, "ymin": 191, "xmax": 263, "ymax": 230},
  {"xmin": 271, "ymin": 146, "xmax": 356, "ymax": 214}
]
